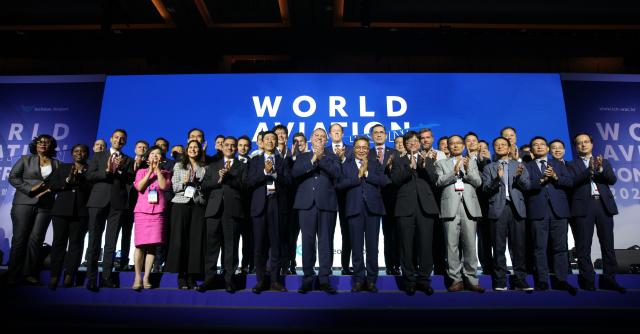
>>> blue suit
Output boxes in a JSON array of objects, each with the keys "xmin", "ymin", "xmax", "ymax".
[
  {"xmin": 291, "ymin": 151, "xmax": 341, "ymax": 286},
  {"xmin": 525, "ymin": 158, "xmax": 573, "ymax": 284},
  {"xmin": 336, "ymin": 157, "xmax": 390, "ymax": 284},
  {"xmin": 481, "ymin": 159, "xmax": 530, "ymax": 288},
  {"xmin": 567, "ymin": 157, "xmax": 619, "ymax": 287}
]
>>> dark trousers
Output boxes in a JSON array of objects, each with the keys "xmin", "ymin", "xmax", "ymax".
[
  {"xmin": 205, "ymin": 211, "xmax": 239, "ymax": 283},
  {"xmin": 574, "ymin": 197, "xmax": 618, "ymax": 284},
  {"xmin": 286, "ymin": 209, "xmax": 300, "ymax": 269},
  {"xmin": 118, "ymin": 209, "xmax": 134, "ymax": 267},
  {"xmin": 299, "ymin": 204, "xmax": 336, "ymax": 285},
  {"xmin": 381, "ymin": 215, "xmax": 400, "ymax": 270},
  {"xmin": 50, "ymin": 216, "xmax": 88, "ymax": 279},
  {"xmin": 530, "ymin": 203, "xmax": 569, "ymax": 283},
  {"xmin": 239, "ymin": 216, "xmax": 254, "ymax": 270},
  {"xmin": 476, "ymin": 217, "xmax": 493, "ymax": 273},
  {"xmin": 165, "ymin": 202, "xmax": 205, "ymax": 275},
  {"xmin": 432, "ymin": 217, "xmax": 447, "ymax": 275},
  {"xmin": 490, "ymin": 201, "xmax": 526, "ymax": 287},
  {"xmin": 87, "ymin": 206, "xmax": 124, "ymax": 281},
  {"xmin": 334, "ymin": 193, "xmax": 351, "ymax": 269},
  {"xmin": 253, "ymin": 196, "xmax": 282, "ymax": 282},
  {"xmin": 8, "ymin": 204, "xmax": 51, "ymax": 279},
  {"xmin": 349, "ymin": 206, "xmax": 381, "ymax": 284},
  {"xmin": 397, "ymin": 208, "xmax": 435, "ymax": 286}
]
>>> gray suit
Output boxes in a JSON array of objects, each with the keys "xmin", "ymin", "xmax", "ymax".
[{"xmin": 435, "ymin": 157, "xmax": 482, "ymax": 286}]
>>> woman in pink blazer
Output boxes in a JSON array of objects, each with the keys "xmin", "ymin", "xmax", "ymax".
[{"xmin": 132, "ymin": 146, "xmax": 172, "ymax": 290}]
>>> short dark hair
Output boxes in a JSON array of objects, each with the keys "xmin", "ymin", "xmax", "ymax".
[
  {"xmin": 215, "ymin": 134, "xmax": 225, "ymax": 141},
  {"xmin": 28, "ymin": 134, "xmax": 57, "ymax": 157},
  {"xmin": 141, "ymin": 145, "xmax": 164, "ymax": 168},
  {"xmin": 403, "ymin": 130, "xmax": 419, "ymax": 146},
  {"xmin": 438, "ymin": 136, "xmax": 450, "ymax": 143},
  {"xmin": 71, "ymin": 143, "xmax": 90, "ymax": 154},
  {"xmin": 187, "ymin": 128, "xmax": 205, "ymax": 140},
  {"xmin": 370, "ymin": 124, "xmax": 386, "ymax": 134},
  {"xmin": 155, "ymin": 137, "xmax": 169, "ymax": 147},
  {"xmin": 238, "ymin": 135, "xmax": 252, "ymax": 150},
  {"xmin": 272, "ymin": 124, "xmax": 289, "ymax": 135},
  {"xmin": 549, "ymin": 139, "xmax": 565, "ymax": 148},
  {"xmin": 529, "ymin": 136, "xmax": 548, "ymax": 147},
  {"xmin": 354, "ymin": 136, "xmax": 371, "ymax": 146},
  {"xmin": 112, "ymin": 129, "xmax": 128, "ymax": 138},
  {"xmin": 573, "ymin": 132, "xmax": 594, "ymax": 146},
  {"xmin": 257, "ymin": 131, "xmax": 265, "ymax": 140},
  {"xmin": 464, "ymin": 132, "xmax": 479, "ymax": 142},
  {"xmin": 261, "ymin": 131, "xmax": 279, "ymax": 146},
  {"xmin": 135, "ymin": 140, "xmax": 149, "ymax": 148},
  {"xmin": 447, "ymin": 135, "xmax": 463, "ymax": 144},
  {"xmin": 224, "ymin": 136, "xmax": 238, "ymax": 144},
  {"xmin": 478, "ymin": 139, "xmax": 489, "ymax": 146},
  {"xmin": 520, "ymin": 144, "xmax": 531, "ymax": 150},
  {"xmin": 500, "ymin": 126, "xmax": 516, "ymax": 136},
  {"xmin": 492, "ymin": 136, "xmax": 511, "ymax": 147},
  {"xmin": 292, "ymin": 132, "xmax": 306, "ymax": 141}
]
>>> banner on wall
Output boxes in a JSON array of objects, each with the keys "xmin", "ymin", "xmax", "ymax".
[
  {"xmin": 0, "ymin": 75, "xmax": 105, "ymax": 264},
  {"xmin": 561, "ymin": 73, "xmax": 640, "ymax": 258}
]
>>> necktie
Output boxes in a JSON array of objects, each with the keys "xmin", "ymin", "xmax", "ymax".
[
  {"xmin": 225, "ymin": 160, "xmax": 231, "ymax": 170},
  {"xmin": 110, "ymin": 153, "xmax": 118, "ymax": 173},
  {"xmin": 501, "ymin": 161, "xmax": 510, "ymax": 199},
  {"xmin": 377, "ymin": 147, "xmax": 384, "ymax": 164},
  {"xmin": 540, "ymin": 160, "xmax": 547, "ymax": 173}
]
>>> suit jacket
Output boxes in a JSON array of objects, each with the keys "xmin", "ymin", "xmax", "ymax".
[
  {"xmin": 291, "ymin": 151, "xmax": 341, "ymax": 211},
  {"xmin": 202, "ymin": 157, "xmax": 246, "ymax": 218},
  {"xmin": 336, "ymin": 157, "xmax": 390, "ymax": 217},
  {"xmin": 525, "ymin": 158, "xmax": 572, "ymax": 220},
  {"xmin": 85, "ymin": 150, "xmax": 134, "ymax": 210},
  {"xmin": 49, "ymin": 163, "xmax": 91, "ymax": 217},
  {"xmin": 390, "ymin": 153, "xmax": 440, "ymax": 217},
  {"xmin": 435, "ymin": 156, "xmax": 482, "ymax": 219},
  {"xmin": 246, "ymin": 153, "xmax": 291, "ymax": 217},
  {"xmin": 567, "ymin": 157, "xmax": 618, "ymax": 216},
  {"xmin": 9, "ymin": 155, "xmax": 60, "ymax": 207},
  {"xmin": 481, "ymin": 159, "xmax": 530, "ymax": 220},
  {"xmin": 324, "ymin": 143, "xmax": 354, "ymax": 163}
]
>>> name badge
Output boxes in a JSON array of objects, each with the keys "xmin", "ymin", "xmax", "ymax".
[
  {"xmin": 148, "ymin": 189, "xmax": 158, "ymax": 203},
  {"xmin": 454, "ymin": 179, "xmax": 465, "ymax": 192},
  {"xmin": 184, "ymin": 185, "xmax": 196, "ymax": 198}
]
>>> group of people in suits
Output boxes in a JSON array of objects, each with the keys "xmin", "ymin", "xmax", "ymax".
[{"xmin": 3, "ymin": 123, "xmax": 627, "ymax": 295}]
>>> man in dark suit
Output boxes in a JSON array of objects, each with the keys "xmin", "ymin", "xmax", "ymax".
[
  {"xmin": 337, "ymin": 136, "xmax": 390, "ymax": 292},
  {"xmin": 198, "ymin": 136, "xmax": 247, "ymax": 293},
  {"xmin": 85, "ymin": 129, "xmax": 134, "ymax": 291},
  {"xmin": 293, "ymin": 128, "xmax": 341, "ymax": 294},
  {"xmin": 246, "ymin": 131, "xmax": 290, "ymax": 293},
  {"xmin": 525, "ymin": 136, "xmax": 577, "ymax": 295},
  {"xmin": 390, "ymin": 131, "xmax": 440, "ymax": 296},
  {"xmin": 324, "ymin": 123, "xmax": 354, "ymax": 275},
  {"xmin": 481, "ymin": 137, "xmax": 531, "ymax": 292},
  {"xmin": 236, "ymin": 135, "xmax": 254, "ymax": 273},
  {"xmin": 369, "ymin": 124, "xmax": 400, "ymax": 276},
  {"xmin": 567, "ymin": 133, "xmax": 625, "ymax": 293}
]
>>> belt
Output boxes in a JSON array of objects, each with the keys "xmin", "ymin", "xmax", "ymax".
[{"xmin": 591, "ymin": 195, "xmax": 600, "ymax": 200}]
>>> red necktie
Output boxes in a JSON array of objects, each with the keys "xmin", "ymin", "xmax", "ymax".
[{"xmin": 377, "ymin": 147, "xmax": 384, "ymax": 164}]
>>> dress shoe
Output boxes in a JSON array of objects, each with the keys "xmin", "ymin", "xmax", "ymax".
[
  {"xmin": 447, "ymin": 281, "xmax": 464, "ymax": 292},
  {"xmin": 252, "ymin": 281, "xmax": 266, "ymax": 294},
  {"xmin": 466, "ymin": 284, "xmax": 485, "ymax": 293},
  {"xmin": 225, "ymin": 282, "xmax": 236, "ymax": 294},
  {"xmin": 599, "ymin": 279, "xmax": 626, "ymax": 294},
  {"xmin": 100, "ymin": 278, "xmax": 118, "ymax": 288},
  {"xmin": 24, "ymin": 276, "xmax": 42, "ymax": 286},
  {"xmin": 390, "ymin": 268, "xmax": 401, "ymax": 276},
  {"xmin": 581, "ymin": 282, "xmax": 596, "ymax": 291},
  {"xmin": 512, "ymin": 280, "xmax": 533, "ymax": 292},
  {"xmin": 63, "ymin": 275, "xmax": 74, "ymax": 288},
  {"xmin": 48, "ymin": 277, "xmax": 59, "ymax": 291},
  {"xmin": 405, "ymin": 285, "xmax": 416, "ymax": 296},
  {"xmin": 86, "ymin": 281, "xmax": 99, "ymax": 292},
  {"xmin": 187, "ymin": 276, "xmax": 197, "ymax": 289},
  {"xmin": 535, "ymin": 282, "xmax": 549, "ymax": 291},
  {"xmin": 288, "ymin": 266, "xmax": 296, "ymax": 275},
  {"xmin": 270, "ymin": 282, "xmax": 287, "ymax": 292},
  {"xmin": 319, "ymin": 283, "xmax": 337, "ymax": 295},
  {"xmin": 240, "ymin": 267, "xmax": 248, "ymax": 274},
  {"xmin": 341, "ymin": 268, "xmax": 354, "ymax": 275},
  {"xmin": 178, "ymin": 277, "xmax": 189, "ymax": 290},
  {"xmin": 298, "ymin": 281, "xmax": 313, "ymax": 294},
  {"xmin": 556, "ymin": 281, "xmax": 578, "ymax": 296},
  {"xmin": 351, "ymin": 281, "xmax": 365, "ymax": 293},
  {"xmin": 417, "ymin": 282, "xmax": 434, "ymax": 296},
  {"xmin": 367, "ymin": 282, "xmax": 378, "ymax": 293},
  {"xmin": 196, "ymin": 278, "xmax": 215, "ymax": 293}
]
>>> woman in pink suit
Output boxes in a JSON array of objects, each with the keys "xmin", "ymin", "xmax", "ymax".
[{"xmin": 132, "ymin": 146, "xmax": 172, "ymax": 290}]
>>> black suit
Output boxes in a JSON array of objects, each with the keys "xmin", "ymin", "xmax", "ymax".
[
  {"xmin": 247, "ymin": 153, "xmax": 291, "ymax": 283},
  {"xmin": 85, "ymin": 150, "xmax": 134, "ymax": 283},
  {"xmin": 237, "ymin": 155, "xmax": 254, "ymax": 271},
  {"xmin": 201, "ymin": 157, "xmax": 247, "ymax": 284},
  {"xmin": 371, "ymin": 146, "xmax": 400, "ymax": 272},
  {"xmin": 567, "ymin": 157, "xmax": 619, "ymax": 287},
  {"xmin": 390, "ymin": 153, "xmax": 439, "ymax": 288},
  {"xmin": 473, "ymin": 155, "xmax": 493, "ymax": 274},
  {"xmin": 48, "ymin": 163, "xmax": 91, "ymax": 281}
]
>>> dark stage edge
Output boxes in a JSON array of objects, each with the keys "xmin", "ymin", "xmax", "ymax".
[{"xmin": 2, "ymin": 272, "xmax": 639, "ymax": 333}]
